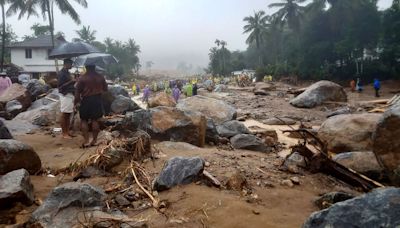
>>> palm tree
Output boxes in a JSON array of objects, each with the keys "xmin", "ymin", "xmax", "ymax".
[
  {"xmin": 243, "ymin": 10, "xmax": 269, "ymax": 65},
  {"xmin": 126, "ymin": 38, "xmax": 140, "ymax": 55},
  {"xmin": 75, "ymin": 25, "xmax": 96, "ymax": 43},
  {"xmin": 269, "ymin": 0, "xmax": 307, "ymax": 32},
  {"xmin": 8, "ymin": 0, "xmax": 88, "ymax": 48}
]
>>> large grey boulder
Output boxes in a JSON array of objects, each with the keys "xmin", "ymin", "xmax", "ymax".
[
  {"xmin": 303, "ymin": 188, "xmax": 400, "ymax": 228},
  {"xmin": 230, "ymin": 134, "xmax": 267, "ymax": 152},
  {"xmin": 333, "ymin": 151, "xmax": 384, "ymax": 179},
  {"xmin": 14, "ymin": 101, "xmax": 60, "ymax": 126},
  {"xmin": 148, "ymin": 92, "xmax": 176, "ymax": 108},
  {"xmin": 318, "ymin": 114, "xmax": 380, "ymax": 153},
  {"xmin": 109, "ymin": 85, "xmax": 129, "ymax": 98},
  {"xmin": 290, "ymin": 81, "xmax": 347, "ymax": 108},
  {"xmin": 30, "ymin": 182, "xmax": 106, "ymax": 228},
  {"xmin": 26, "ymin": 79, "xmax": 49, "ymax": 100},
  {"xmin": 102, "ymin": 85, "xmax": 130, "ymax": 115},
  {"xmin": 216, "ymin": 120, "xmax": 250, "ymax": 138},
  {"xmin": 0, "ymin": 119, "xmax": 13, "ymax": 139},
  {"xmin": 0, "ymin": 139, "xmax": 41, "ymax": 175},
  {"xmin": 0, "ymin": 168, "xmax": 34, "ymax": 208},
  {"xmin": 110, "ymin": 95, "xmax": 140, "ymax": 114},
  {"xmin": 373, "ymin": 104, "xmax": 400, "ymax": 185},
  {"xmin": 5, "ymin": 100, "xmax": 23, "ymax": 117},
  {"xmin": 177, "ymin": 95, "xmax": 236, "ymax": 125},
  {"xmin": 154, "ymin": 156, "xmax": 205, "ymax": 191}
]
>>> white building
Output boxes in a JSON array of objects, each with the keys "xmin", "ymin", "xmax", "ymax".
[{"xmin": 9, "ymin": 35, "xmax": 66, "ymax": 78}]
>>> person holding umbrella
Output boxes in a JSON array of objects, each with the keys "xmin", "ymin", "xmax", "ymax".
[
  {"xmin": 74, "ymin": 64, "xmax": 108, "ymax": 148},
  {"xmin": 58, "ymin": 59, "xmax": 75, "ymax": 139}
]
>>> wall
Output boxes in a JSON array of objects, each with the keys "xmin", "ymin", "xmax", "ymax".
[{"xmin": 11, "ymin": 48, "xmax": 62, "ymax": 73}]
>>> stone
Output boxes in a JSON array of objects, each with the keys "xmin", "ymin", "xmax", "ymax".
[
  {"xmin": 0, "ymin": 119, "xmax": 13, "ymax": 139},
  {"xmin": 290, "ymin": 177, "xmax": 300, "ymax": 185},
  {"xmin": 26, "ymin": 79, "xmax": 49, "ymax": 101},
  {"xmin": 202, "ymin": 170, "xmax": 221, "ymax": 187},
  {"xmin": 0, "ymin": 169, "xmax": 34, "ymax": 208},
  {"xmin": 281, "ymin": 179, "xmax": 294, "ymax": 187},
  {"xmin": 30, "ymin": 182, "xmax": 106, "ymax": 228},
  {"xmin": 114, "ymin": 194, "xmax": 131, "ymax": 207},
  {"xmin": 289, "ymin": 81, "xmax": 347, "ymax": 108},
  {"xmin": 109, "ymin": 85, "xmax": 130, "ymax": 98},
  {"xmin": 32, "ymin": 115, "xmax": 52, "ymax": 126},
  {"xmin": 303, "ymin": 188, "xmax": 400, "ymax": 228},
  {"xmin": 111, "ymin": 95, "xmax": 140, "ymax": 114},
  {"xmin": 157, "ymin": 141, "xmax": 200, "ymax": 151},
  {"xmin": 73, "ymin": 166, "xmax": 109, "ymax": 181},
  {"xmin": 262, "ymin": 117, "xmax": 296, "ymax": 125},
  {"xmin": 206, "ymin": 118, "xmax": 219, "ymax": 144},
  {"xmin": 148, "ymin": 92, "xmax": 176, "ymax": 108},
  {"xmin": 314, "ymin": 192, "xmax": 355, "ymax": 210},
  {"xmin": 226, "ymin": 171, "xmax": 247, "ymax": 191},
  {"xmin": 253, "ymin": 82, "xmax": 276, "ymax": 96},
  {"xmin": 284, "ymin": 152, "xmax": 308, "ymax": 171},
  {"xmin": 177, "ymin": 95, "xmax": 237, "ymax": 125},
  {"xmin": 318, "ymin": 114, "xmax": 380, "ymax": 153},
  {"xmin": 214, "ymin": 84, "xmax": 228, "ymax": 93},
  {"xmin": 0, "ymin": 139, "xmax": 41, "ymax": 175},
  {"xmin": 326, "ymin": 107, "xmax": 351, "ymax": 118},
  {"xmin": 5, "ymin": 100, "xmax": 23, "ymax": 117},
  {"xmin": 230, "ymin": 134, "xmax": 267, "ymax": 152},
  {"xmin": 333, "ymin": 151, "xmax": 384, "ymax": 179},
  {"xmin": 102, "ymin": 85, "xmax": 130, "ymax": 115},
  {"xmin": 14, "ymin": 101, "xmax": 60, "ymax": 126},
  {"xmin": 0, "ymin": 84, "xmax": 31, "ymax": 111},
  {"xmin": 216, "ymin": 120, "xmax": 251, "ymax": 138},
  {"xmin": 2, "ymin": 119, "xmax": 38, "ymax": 136},
  {"xmin": 373, "ymin": 104, "xmax": 400, "ymax": 185},
  {"xmin": 154, "ymin": 156, "xmax": 205, "ymax": 191}
]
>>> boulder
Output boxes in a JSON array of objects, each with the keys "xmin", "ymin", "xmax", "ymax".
[
  {"xmin": 333, "ymin": 151, "xmax": 384, "ymax": 179},
  {"xmin": 206, "ymin": 118, "xmax": 219, "ymax": 143},
  {"xmin": 18, "ymin": 74, "xmax": 30, "ymax": 86},
  {"xmin": 0, "ymin": 84, "xmax": 31, "ymax": 111},
  {"xmin": 154, "ymin": 156, "xmax": 205, "ymax": 191},
  {"xmin": 0, "ymin": 119, "xmax": 12, "ymax": 139},
  {"xmin": 111, "ymin": 95, "xmax": 140, "ymax": 114},
  {"xmin": 148, "ymin": 92, "xmax": 176, "ymax": 108},
  {"xmin": 314, "ymin": 192, "xmax": 355, "ymax": 210},
  {"xmin": 290, "ymin": 81, "xmax": 347, "ymax": 108},
  {"xmin": 0, "ymin": 168, "xmax": 34, "ymax": 208},
  {"xmin": 102, "ymin": 85, "xmax": 130, "ymax": 115},
  {"xmin": 30, "ymin": 182, "xmax": 106, "ymax": 228},
  {"xmin": 26, "ymin": 79, "xmax": 49, "ymax": 100},
  {"xmin": 109, "ymin": 85, "xmax": 129, "ymax": 98},
  {"xmin": 216, "ymin": 120, "xmax": 250, "ymax": 138},
  {"xmin": 157, "ymin": 141, "xmax": 200, "ymax": 151},
  {"xmin": 0, "ymin": 139, "xmax": 41, "ymax": 175},
  {"xmin": 283, "ymin": 152, "xmax": 308, "ymax": 173},
  {"xmin": 326, "ymin": 107, "xmax": 351, "ymax": 118},
  {"xmin": 177, "ymin": 95, "xmax": 236, "ymax": 125},
  {"xmin": 253, "ymin": 82, "xmax": 276, "ymax": 96},
  {"xmin": 5, "ymin": 100, "xmax": 23, "ymax": 117},
  {"xmin": 14, "ymin": 101, "xmax": 60, "ymax": 126},
  {"xmin": 214, "ymin": 84, "xmax": 228, "ymax": 93},
  {"xmin": 262, "ymin": 117, "xmax": 297, "ymax": 125},
  {"xmin": 230, "ymin": 134, "xmax": 267, "ymax": 152},
  {"xmin": 303, "ymin": 188, "xmax": 400, "ymax": 228},
  {"xmin": 318, "ymin": 114, "xmax": 380, "ymax": 153},
  {"xmin": 29, "ymin": 89, "xmax": 61, "ymax": 110},
  {"xmin": 373, "ymin": 104, "xmax": 400, "ymax": 185},
  {"xmin": 2, "ymin": 119, "xmax": 39, "ymax": 135}
]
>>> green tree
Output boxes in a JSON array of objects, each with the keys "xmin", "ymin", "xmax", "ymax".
[
  {"xmin": 243, "ymin": 10, "xmax": 269, "ymax": 65},
  {"xmin": 269, "ymin": 0, "xmax": 307, "ymax": 32},
  {"xmin": 75, "ymin": 25, "xmax": 96, "ymax": 43},
  {"xmin": 31, "ymin": 22, "xmax": 50, "ymax": 36}
]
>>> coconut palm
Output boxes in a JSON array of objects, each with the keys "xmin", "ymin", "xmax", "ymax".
[
  {"xmin": 75, "ymin": 25, "xmax": 96, "ymax": 43},
  {"xmin": 8, "ymin": 0, "xmax": 88, "ymax": 48},
  {"xmin": 269, "ymin": 0, "xmax": 307, "ymax": 32}
]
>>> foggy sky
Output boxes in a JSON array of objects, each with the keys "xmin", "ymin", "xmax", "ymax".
[{"xmin": 6, "ymin": 0, "xmax": 393, "ymax": 70}]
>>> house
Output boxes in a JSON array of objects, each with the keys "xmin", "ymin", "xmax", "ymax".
[{"xmin": 8, "ymin": 35, "xmax": 66, "ymax": 78}]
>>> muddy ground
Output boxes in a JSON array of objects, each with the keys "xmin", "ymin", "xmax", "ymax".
[{"xmin": 2, "ymin": 80, "xmax": 398, "ymax": 228}]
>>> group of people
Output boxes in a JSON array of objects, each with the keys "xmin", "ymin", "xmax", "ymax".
[
  {"xmin": 58, "ymin": 59, "xmax": 108, "ymax": 148},
  {"xmin": 350, "ymin": 78, "xmax": 381, "ymax": 97},
  {"xmin": 140, "ymin": 80, "xmax": 198, "ymax": 104}
]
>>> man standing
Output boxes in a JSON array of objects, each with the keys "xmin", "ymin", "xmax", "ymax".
[
  {"xmin": 0, "ymin": 72, "xmax": 12, "ymax": 96},
  {"xmin": 58, "ymin": 59, "xmax": 75, "ymax": 139},
  {"xmin": 75, "ymin": 65, "xmax": 108, "ymax": 148},
  {"xmin": 374, "ymin": 78, "xmax": 381, "ymax": 97}
]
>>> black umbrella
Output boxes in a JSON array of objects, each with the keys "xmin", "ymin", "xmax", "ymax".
[
  {"xmin": 74, "ymin": 53, "xmax": 118, "ymax": 68},
  {"xmin": 49, "ymin": 41, "xmax": 100, "ymax": 59}
]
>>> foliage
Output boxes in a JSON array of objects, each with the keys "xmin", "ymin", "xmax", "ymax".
[{"xmin": 74, "ymin": 25, "xmax": 96, "ymax": 43}]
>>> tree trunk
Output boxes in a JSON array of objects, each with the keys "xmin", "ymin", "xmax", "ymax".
[
  {"xmin": 1, "ymin": 3, "xmax": 5, "ymax": 73},
  {"xmin": 47, "ymin": 0, "xmax": 59, "ymax": 72}
]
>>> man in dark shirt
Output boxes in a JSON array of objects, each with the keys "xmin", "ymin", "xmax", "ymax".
[
  {"xmin": 57, "ymin": 59, "xmax": 75, "ymax": 139},
  {"xmin": 74, "ymin": 65, "xmax": 108, "ymax": 148}
]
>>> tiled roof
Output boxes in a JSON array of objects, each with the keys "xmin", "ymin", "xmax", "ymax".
[{"xmin": 9, "ymin": 35, "xmax": 66, "ymax": 48}]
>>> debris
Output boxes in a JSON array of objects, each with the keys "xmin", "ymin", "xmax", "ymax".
[
  {"xmin": 281, "ymin": 179, "xmax": 294, "ymax": 188},
  {"xmin": 202, "ymin": 170, "xmax": 221, "ymax": 188},
  {"xmin": 290, "ymin": 177, "xmax": 300, "ymax": 185},
  {"xmin": 226, "ymin": 171, "xmax": 247, "ymax": 191},
  {"xmin": 314, "ymin": 192, "xmax": 355, "ymax": 210}
]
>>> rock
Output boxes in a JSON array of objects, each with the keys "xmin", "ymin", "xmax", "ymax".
[
  {"xmin": 318, "ymin": 113, "xmax": 380, "ymax": 153},
  {"xmin": 290, "ymin": 177, "xmax": 300, "ymax": 185},
  {"xmin": 157, "ymin": 141, "xmax": 200, "ymax": 151},
  {"xmin": 0, "ymin": 84, "xmax": 31, "ymax": 111},
  {"xmin": 326, "ymin": 107, "xmax": 351, "ymax": 118},
  {"xmin": 283, "ymin": 152, "xmax": 307, "ymax": 173},
  {"xmin": 102, "ymin": 86, "xmax": 130, "ymax": 115},
  {"xmin": 314, "ymin": 192, "xmax": 355, "ymax": 210},
  {"xmin": 262, "ymin": 117, "xmax": 296, "ymax": 125},
  {"xmin": 2, "ymin": 119, "xmax": 38, "ymax": 135},
  {"xmin": 148, "ymin": 92, "xmax": 176, "ymax": 108},
  {"xmin": 202, "ymin": 170, "xmax": 221, "ymax": 187},
  {"xmin": 111, "ymin": 95, "xmax": 140, "ymax": 114},
  {"xmin": 253, "ymin": 82, "xmax": 276, "ymax": 96},
  {"xmin": 290, "ymin": 81, "xmax": 347, "ymax": 108},
  {"xmin": 0, "ymin": 139, "xmax": 41, "ymax": 175},
  {"xmin": 5, "ymin": 100, "xmax": 23, "ymax": 117},
  {"xmin": 26, "ymin": 79, "xmax": 49, "ymax": 100},
  {"xmin": 214, "ymin": 84, "xmax": 227, "ymax": 93},
  {"xmin": 281, "ymin": 179, "xmax": 294, "ymax": 187},
  {"xmin": 18, "ymin": 74, "xmax": 30, "ymax": 86},
  {"xmin": 154, "ymin": 156, "xmax": 205, "ymax": 191},
  {"xmin": 30, "ymin": 182, "xmax": 106, "ymax": 228},
  {"xmin": 226, "ymin": 171, "xmax": 247, "ymax": 191},
  {"xmin": 333, "ymin": 151, "xmax": 384, "ymax": 179},
  {"xmin": 373, "ymin": 104, "xmax": 400, "ymax": 185},
  {"xmin": 109, "ymin": 85, "xmax": 129, "ymax": 98},
  {"xmin": 14, "ymin": 101, "xmax": 60, "ymax": 126},
  {"xmin": 177, "ymin": 95, "xmax": 237, "ymax": 125},
  {"xmin": 0, "ymin": 169, "xmax": 34, "ymax": 208},
  {"xmin": 216, "ymin": 120, "xmax": 251, "ymax": 138},
  {"xmin": 303, "ymin": 188, "xmax": 400, "ymax": 228},
  {"xmin": 73, "ymin": 166, "xmax": 109, "ymax": 181},
  {"xmin": 206, "ymin": 118, "xmax": 219, "ymax": 144},
  {"xmin": 114, "ymin": 194, "xmax": 131, "ymax": 207},
  {"xmin": 28, "ymin": 89, "xmax": 61, "ymax": 110},
  {"xmin": 0, "ymin": 119, "xmax": 13, "ymax": 139},
  {"xmin": 230, "ymin": 134, "xmax": 267, "ymax": 152}
]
